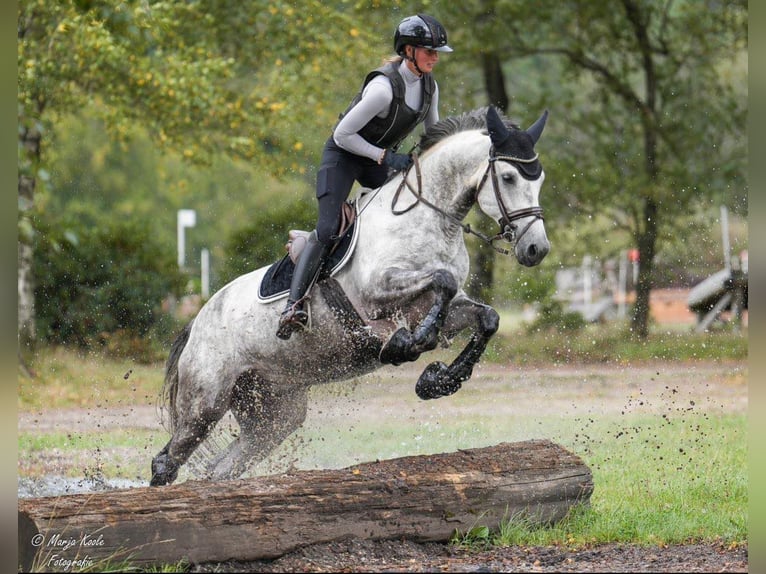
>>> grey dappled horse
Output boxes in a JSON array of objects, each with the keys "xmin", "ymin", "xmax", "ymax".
[{"xmin": 151, "ymin": 106, "xmax": 550, "ymax": 486}]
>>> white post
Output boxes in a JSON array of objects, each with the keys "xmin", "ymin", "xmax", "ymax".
[
  {"xmin": 618, "ymin": 250, "xmax": 627, "ymax": 318},
  {"xmin": 720, "ymin": 205, "xmax": 731, "ymax": 271},
  {"xmin": 201, "ymin": 248, "xmax": 210, "ymax": 299},
  {"xmin": 583, "ymin": 255, "xmax": 592, "ymax": 306},
  {"xmin": 177, "ymin": 209, "xmax": 197, "ymax": 268}
]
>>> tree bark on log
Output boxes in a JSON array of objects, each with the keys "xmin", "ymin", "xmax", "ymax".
[{"xmin": 19, "ymin": 440, "xmax": 592, "ymax": 571}]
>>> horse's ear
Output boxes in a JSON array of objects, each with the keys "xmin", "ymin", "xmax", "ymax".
[
  {"xmin": 526, "ymin": 109, "xmax": 549, "ymax": 144},
  {"xmin": 486, "ymin": 105, "xmax": 510, "ymax": 148}
]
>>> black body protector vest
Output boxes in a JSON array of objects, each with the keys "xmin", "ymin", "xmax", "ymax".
[{"xmin": 337, "ymin": 61, "xmax": 435, "ymax": 152}]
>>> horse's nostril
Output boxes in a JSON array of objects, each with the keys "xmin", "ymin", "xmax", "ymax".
[{"xmin": 528, "ymin": 245, "xmax": 538, "ymax": 257}]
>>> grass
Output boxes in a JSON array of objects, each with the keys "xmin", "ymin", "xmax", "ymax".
[
  {"xmin": 452, "ymin": 414, "xmax": 747, "ymax": 549},
  {"xmin": 487, "ymin": 313, "xmax": 748, "ymax": 365},
  {"xmin": 18, "ymin": 429, "xmax": 165, "ymax": 479},
  {"xmin": 290, "ymin": 392, "xmax": 747, "ymax": 548},
  {"xmin": 18, "ymin": 345, "xmax": 165, "ymax": 411}
]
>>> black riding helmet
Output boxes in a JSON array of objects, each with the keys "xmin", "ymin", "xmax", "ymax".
[{"xmin": 394, "ymin": 14, "xmax": 453, "ymax": 55}]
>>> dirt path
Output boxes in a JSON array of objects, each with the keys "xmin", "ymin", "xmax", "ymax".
[
  {"xmin": 18, "ymin": 360, "xmax": 748, "ymax": 437},
  {"xmin": 191, "ymin": 538, "xmax": 748, "ymax": 573}
]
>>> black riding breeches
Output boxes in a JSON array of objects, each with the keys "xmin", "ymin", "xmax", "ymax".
[{"xmin": 315, "ymin": 138, "xmax": 389, "ymax": 245}]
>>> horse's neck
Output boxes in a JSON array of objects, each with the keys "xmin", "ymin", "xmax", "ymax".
[
  {"xmin": 416, "ymin": 132, "xmax": 489, "ymax": 216},
  {"xmin": 357, "ymin": 131, "xmax": 489, "ymax": 225}
]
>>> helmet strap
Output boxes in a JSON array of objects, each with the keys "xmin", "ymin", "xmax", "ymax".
[{"xmin": 406, "ymin": 46, "xmax": 424, "ymax": 76}]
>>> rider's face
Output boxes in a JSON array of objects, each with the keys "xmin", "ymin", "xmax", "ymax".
[{"xmin": 406, "ymin": 46, "xmax": 439, "ymax": 75}]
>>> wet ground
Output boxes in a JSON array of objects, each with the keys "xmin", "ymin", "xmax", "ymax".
[{"xmin": 18, "ymin": 360, "xmax": 748, "ymax": 571}]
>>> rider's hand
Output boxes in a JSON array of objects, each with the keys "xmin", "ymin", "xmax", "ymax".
[{"xmin": 383, "ymin": 149, "xmax": 413, "ymax": 172}]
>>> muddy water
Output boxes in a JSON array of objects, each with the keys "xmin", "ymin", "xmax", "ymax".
[{"xmin": 18, "ymin": 476, "xmax": 146, "ymax": 498}]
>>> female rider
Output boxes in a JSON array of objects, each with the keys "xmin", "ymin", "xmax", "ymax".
[{"xmin": 277, "ymin": 13, "xmax": 453, "ymax": 340}]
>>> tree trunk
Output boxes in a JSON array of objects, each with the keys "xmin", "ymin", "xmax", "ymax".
[
  {"xmin": 482, "ymin": 52, "xmax": 509, "ymax": 112},
  {"xmin": 18, "ymin": 124, "xmax": 41, "ymax": 347},
  {"xmin": 18, "ymin": 241, "xmax": 35, "ymax": 345},
  {"xmin": 19, "ymin": 440, "xmax": 592, "ymax": 570},
  {"xmin": 631, "ymin": 197, "xmax": 658, "ymax": 338}
]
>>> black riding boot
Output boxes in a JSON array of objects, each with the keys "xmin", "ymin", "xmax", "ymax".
[{"xmin": 276, "ymin": 236, "xmax": 330, "ymax": 340}]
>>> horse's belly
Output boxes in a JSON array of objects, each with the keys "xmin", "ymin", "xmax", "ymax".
[{"xmin": 261, "ymin": 331, "xmax": 381, "ymax": 385}]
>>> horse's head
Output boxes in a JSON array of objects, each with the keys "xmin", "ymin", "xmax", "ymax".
[{"xmin": 476, "ymin": 106, "xmax": 550, "ymax": 267}]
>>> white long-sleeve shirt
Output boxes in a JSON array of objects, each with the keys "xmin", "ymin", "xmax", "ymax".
[{"xmin": 332, "ymin": 60, "xmax": 440, "ymax": 161}]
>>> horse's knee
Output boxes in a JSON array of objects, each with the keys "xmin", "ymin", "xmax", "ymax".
[
  {"xmin": 380, "ymin": 327, "xmax": 421, "ymax": 365},
  {"xmin": 432, "ymin": 269, "xmax": 458, "ymax": 300},
  {"xmin": 479, "ymin": 306, "xmax": 500, "ymax": 336}
]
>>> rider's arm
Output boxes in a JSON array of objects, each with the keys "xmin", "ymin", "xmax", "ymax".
[
  {"xmin": 333, "ymin": 76, "xmax": 393, "ymax": 162},
  {"xmin": 424, "ymin": 82, "xmax": 440, "ymax": 130}
]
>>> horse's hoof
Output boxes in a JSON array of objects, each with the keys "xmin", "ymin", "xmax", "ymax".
[
  {"xmin": 415, "ymin": 361, "xmax": 462, "ymax": 400},
  {"xmin": 379, "ymin": 327, "xmax": 421, "ymax": 365},
  {"xmin": 150, "ymin": 454, "xmax": 178, "ymax": 486}
]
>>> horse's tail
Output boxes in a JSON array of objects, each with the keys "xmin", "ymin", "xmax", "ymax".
[{"xmin": 159, "ymin": 320, "xmax": 193, "ymax": 434}]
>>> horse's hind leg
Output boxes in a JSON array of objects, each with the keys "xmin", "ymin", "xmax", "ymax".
[
  {"xmin": 151, "ymin": 414, "xmax": 222, "ymax": 485},
  {"xmin": 415, "ymin": 294, "xmax": 499, "ymax": 400},
  {"xmin": 150, "ymin": 378, "xmax": 232, "ymax": 486},
  {"xmin": 206, "ymin": 374, "xmax": 309, "ymax": 481}
]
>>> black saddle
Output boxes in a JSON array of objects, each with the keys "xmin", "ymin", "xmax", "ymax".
[{"xmin": 258, "ymin": 222, "xmax": 357, "ymax": 301}]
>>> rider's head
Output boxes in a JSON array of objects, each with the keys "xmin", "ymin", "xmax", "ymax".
[{"xmin": 394, "ymin": 14, "xmax": 452, "ymax": 75}]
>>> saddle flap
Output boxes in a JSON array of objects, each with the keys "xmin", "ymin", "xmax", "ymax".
[
  {"xmin": 286, "ymin": 230, "xmax": 312, "ymax": 264},
  {"xmin": 284, "ymin": 202, "xmax": 357, "ymax": 264}
]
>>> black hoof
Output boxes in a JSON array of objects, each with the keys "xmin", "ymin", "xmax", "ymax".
[
  {"xmin": 415, "ymin": 361, "xmax": 462, "ymax": 400},
  {"xmin": 379, "ymin": 327, "xmax": 421, "ymax": 365},
  {"xmin": 150, "ymin": 453, "xmax": 178, "ymax": 486}
]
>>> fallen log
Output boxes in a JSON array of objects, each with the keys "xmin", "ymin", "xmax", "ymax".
[{"xmin": 19, "ymin": 439, "xmax": 592, "ymax": 571}]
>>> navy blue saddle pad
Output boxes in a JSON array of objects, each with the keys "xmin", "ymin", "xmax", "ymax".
[{"xmin": 258, "ymin": 222, "xmax": 357, "ymax": 301}]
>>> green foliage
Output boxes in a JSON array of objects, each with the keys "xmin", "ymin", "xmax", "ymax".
[
  {"xmin": 525, "ymin": 300, "xmax": 587, "ymax": 334},
  {"xmin": 18, "ymin": 0, "xmax": 748, "ymax": 344},
  {"xmin": 17, "ymin": 0, "xmax": 387, "ymax": 171},
  {"xmin": 451, "ymin": 523, "xmax": 492, "ymax": 549},
  {"xmin": 32, "ymin": 216, "xmax": 185, "ymax": 359},
  {"xmin": 220, "ymin": 196, "xmax": 316, "ymax": 285}
]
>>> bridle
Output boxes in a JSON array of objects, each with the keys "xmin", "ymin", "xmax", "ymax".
[{"xmin": 390, "ymin": 150, "xmax": 544, "ymax": 255}]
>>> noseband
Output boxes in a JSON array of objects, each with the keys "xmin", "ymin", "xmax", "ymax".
[{"xmin": 390, "ymin": 150, "xmax": 544, "ymax": 255}]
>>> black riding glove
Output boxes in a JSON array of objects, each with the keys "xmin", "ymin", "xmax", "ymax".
[{"xmin": 383, "ymin": 149, "xmax": 413, "ymax": 172}]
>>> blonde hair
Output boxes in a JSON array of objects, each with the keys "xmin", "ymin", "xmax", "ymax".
[{"xmin": 384, "ymin": 55, "xmax": 404, "ymax": 65}]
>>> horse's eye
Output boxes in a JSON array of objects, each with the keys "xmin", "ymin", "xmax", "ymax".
[{"xmin": 501, "ymin": 172, "xmax": 516, "ymax": 184}]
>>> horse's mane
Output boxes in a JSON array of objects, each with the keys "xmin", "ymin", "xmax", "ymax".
[{"xmin": 418, "ymin": 106, "xmax": 519, "ymax": 152}]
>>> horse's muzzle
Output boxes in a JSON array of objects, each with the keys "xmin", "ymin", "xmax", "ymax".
[{"xmin": 514, "ymin": 228, "xmax": 550, "ymax": 267}]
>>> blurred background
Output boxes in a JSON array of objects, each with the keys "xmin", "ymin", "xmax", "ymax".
[{"xmin": 17, "ymin": 0, "xmax": 748, "ymax": 364}]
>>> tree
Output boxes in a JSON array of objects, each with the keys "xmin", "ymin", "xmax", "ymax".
[
  {"xmin": 459, "ymin": 0, "xmax": 747, "ymax": 337},
  {"xmin": 17, "ymin": 0, "xmax": 382, "ymax": 346}
]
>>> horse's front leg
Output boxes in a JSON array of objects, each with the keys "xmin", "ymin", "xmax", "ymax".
[
  {"xmin": 373, "ymin": 267, "xmax": 458, "ymax": 366},
  {"xmin": 415, "ymin": 294, "xmax": 499, "ymax": 400}
]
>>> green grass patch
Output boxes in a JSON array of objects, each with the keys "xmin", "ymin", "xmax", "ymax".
[
  {"xmin": 18, "ymin": 429, "xmax": 165, "ymax": 480},
  {"xmin": 18, "ymin": 346, "xmax": 165, "ymax": 411},
  {"xmin": 452, "ymin": 413, "xmax": 747, "ymax": 548},
  {"xmin": 487, "ymin": 317, "xmax": 748, "ymax": 365}
]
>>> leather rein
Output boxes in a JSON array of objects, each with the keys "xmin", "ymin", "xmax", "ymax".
[{"xmin": 391, "ymin": 150, "xmax": 544, "ymax": 255}]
